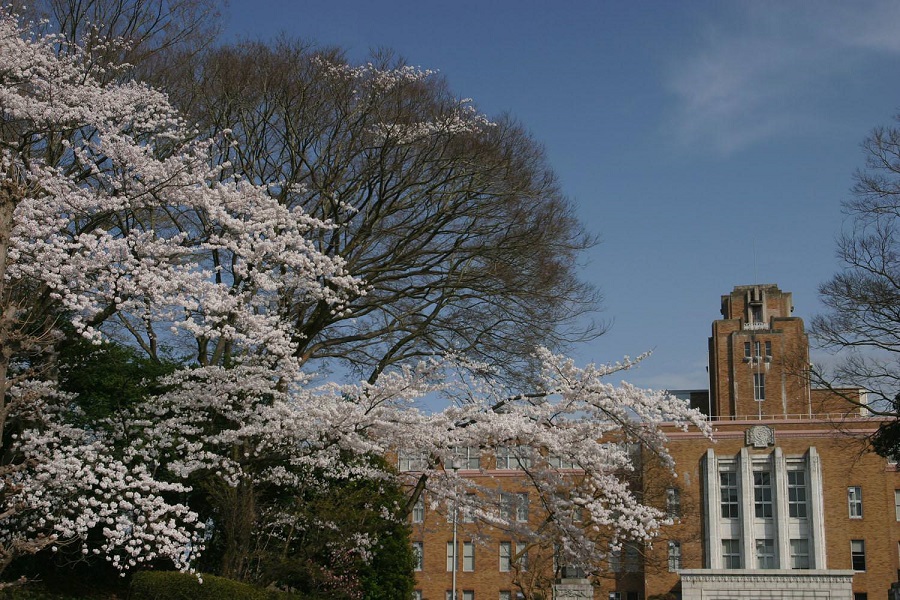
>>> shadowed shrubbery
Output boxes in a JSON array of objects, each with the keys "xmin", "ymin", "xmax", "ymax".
[{"xmin": 130, "ymin": 571, "xmax": 305, "ymax": 600}]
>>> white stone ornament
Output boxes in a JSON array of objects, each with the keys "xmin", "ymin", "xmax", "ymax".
[{"xmin": 745, "ymin": 425, "xmax": 775, "ymax": 448}]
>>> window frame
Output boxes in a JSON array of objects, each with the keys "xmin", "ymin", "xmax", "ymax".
[
  {"xmin": 499, "ymin": 541, "xmax": 511, "ymax": 572},
  {"xmin": 547, "ymin": 455, "xmax": 578, "ymax": 469},
  {"xmin": 495, "ymin": 445, "xmax": 532, "ymax": 470},
  {"xmin": 399, "ymin": 448, "xmax": 427, "ymax": 472},
  {"xmin": 667, "ymin": 540, "xmax": 682, "ymax": 572},
  {"xmin": 500, "ymin": 492, "xmax": 529, "ymax": 523},
  {"xmin": 790, "ymin": 538, "xmax": 810, "ymax": 569},
  {"xmin": 787, "ymin": 470, "xmax": 808, "ymax": 518},
  {"xmin": 446, "ymin": 541, "xmax": 456, "ymax": 572},
  {"xmin": 624, "ymin": 542, "xmax": 640, "ymax": 573},
  {"xmin": 753, "ymin": 470, "xmax": 773, "ymax": 519},
  {"xmin": 666, "ymin": 487, "xmax": 681, "ymax": 519},
  {"xmin": 851, "ymin": 539, "xmax": 866, "ymax": 571},
  {"xmin": 412, "ymin": 541, "xmax": 423, "ymax": 571},
  {"xmin": 755, "ymin": 538, "xmax": 776, "ymax": 569},
  {"xmin": 515, "ymin": 542, "xmax": 528, "ymax": 571},
  {"xmin": 451, "ymin": 446, "xmax": 481, "ymax": 470},
  {"xmin": 895, "ymin": 489, "xmax": 900, "ymax": 521},
  {"xmin": 848, "ymin": 486, "xmax": 863, "ymax": 519},
  {"xmin": 720, "ymin": 471, "xmax": 739, "ymax": 519},
  {"xmin": 753, "ymin": 372, "xmax": 766, "ymax": 401},
  {"xmin": 463, "ymin": 541, "xmax": 475, "ymax": 572},
  {"xmin": 608, "ymin": 545, "xmax": 622, "ymax": 573},
  {"xmin": 412, "ymin": 496, "xmax": 425, "ymax": 523},
  {"xmin": 722, "ymin": 539, "xmax": 741, "ymax": 569}
]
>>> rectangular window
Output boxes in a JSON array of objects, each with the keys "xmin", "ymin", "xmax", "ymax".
[
  {"xmin": 755, "ymin": 538, "xmax": 775, "ymax": 569},
  {"xmin": 624, "ymin": 542, "xmax": 640, "ymax": 573},
  {"xmin": 413, "ymin": 542, "xmax": 423, "ymax": 571},
  {"xmin": 500, "ymin": 492, "xmax": 529, "ymax": 522},
  {"xmin": 452, "ymin": 446, "xmax": 480, "ymax": 470},
  {"xmin": 499, "ymin": 542, "xmax": 511, "ymax": 572},
  {"xmin": 609, "ymin": 545, "xmax": 622, "ymax": 573},
  {"xmin": 412, "ymin": 497, "xmax": 425, "ymax": 523},
  {"xmin": 722, "ymin": 539, "xmax": 741, "ymax": 569},
  {"xmin": 515, "ymin": 542, "xmax": 528, "ymax": 571},
  {"xmin": 447, "ymin": 541, "xmax": 456, "ymax": 572},
  {"xmin": 765, "ymin": 341, "xmax": 772, "ymax": 357},
  {"xmin": 720, "ymin": 471, "xmax": 739, "ymax": 518},
  {"xmin": 609, "ymin": 594, "xmax": 621, "ymax": 600},
  {"xmin": 463, "ymin": 542, "xmax": 475, "ymax": 572},
  {"xmin": 851, "ymin": 540, "xmax": 866, "ymax": 571},
  {"xmin": 495, "ymin": 445, "xmax": 532, "ymax": 470},
  {"xmin": 754, "ymin": 471, "xmax": 773, "ymax": 518},
  {"xmin": 461, "ymin": 494, "xmax": 476, "ymax": 523},
  {"xmin": 787, "ymin": 471, "xmax": 808, "ymax": 518},
  {"xmin": 753, "ymin": 340, "xmax": 761, "ymax": 358},
  {"xmin": 744, "ymin": 342, "xmax": 751, "ymax": 359},
  {"xmin": 548, "ymin": 455, "xmax": 578, "ymax": 469},
  {"xmin": 666, "ymin": 487, "xmax": 681, "ymax": 519},
  {"xmin": 516, "ymin": 493, "xmax": 529, "ymax": 522},
  {"xmin": 848, "ymin": 486, "xmax": 863, "ymax": 518},
  {"xmin": 500, "ymin": 593, "xmax": 511, "ymax": 600},
  {"xmin": 462, "ymin": 591, "xmax": 474, "ymax": 600},
  {"xmin": 790, "ymin": 539, "xmax": 810, "ymax": 569},
  {"xmin": 855, "ymin": 594, "xmax": 868, "ymax": 600},
  {"xmin": 668, "ymin": 540, "xmax": 682, "ymax": 571},
  {"xmin": 895, "ymin": 490, "xmax": 900, "ymax": 521},
  {"xmin": 399, "ymin": 449, "xmax": 427, "ymax": 472},
  {"xmin": 753, "ymin": 373, "xmax": 766, "ymax": 401}
]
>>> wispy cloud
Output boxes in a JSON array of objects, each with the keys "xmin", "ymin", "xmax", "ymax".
[{"xmin": 665, "ymin": 1, "xmax": 900, "ymax": 155}]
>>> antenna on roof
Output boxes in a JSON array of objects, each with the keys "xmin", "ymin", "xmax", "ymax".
[{"xmin": 753, "ymin": 239, "xmax": 758, "ymax": 285}]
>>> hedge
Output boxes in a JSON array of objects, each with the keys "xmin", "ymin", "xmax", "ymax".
[{"xmin": 130, "ymin": 571, "xmax": 303, "ymax": 600}]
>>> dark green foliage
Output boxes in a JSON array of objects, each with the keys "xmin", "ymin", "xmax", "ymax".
[
  {"xmin": 130, "ymin": 571, "xmax": 303, "ymax": 600},
  {"xmin": 55, "ymin": 333, "xmax": 180, "ymax": 425},
  {"xmin": 249, "ymin": 463, "xmax": 416, "ymax": 600},
  {"xmin": 871, "ymin": 419, "xmax": 900, "ymax": 461},
  {"xmin": 0, "ymin": 588, "xmax": 96, "ymax": 599},
  {"xmin": 0, "ymin": 553, "xmax": 129, "ymax": 599}
]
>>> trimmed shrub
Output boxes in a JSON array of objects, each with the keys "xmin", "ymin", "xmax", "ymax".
[{"xmin": 130, "ymin": 571, "xmax": 301, "ymax": 600}]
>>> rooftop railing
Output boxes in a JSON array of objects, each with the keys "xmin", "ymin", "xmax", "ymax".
[{"xmin": 704, "ymin": 412, "xmax": 873, "ymax": 422}]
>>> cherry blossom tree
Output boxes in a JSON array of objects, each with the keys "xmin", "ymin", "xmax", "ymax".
[
  {"xmin": 0, "ymin": 10, "xmax": 356, "ymax": 578},
  {"xmin": 0, "ymin": 8, "xmax": 710, "ymax": 591}
]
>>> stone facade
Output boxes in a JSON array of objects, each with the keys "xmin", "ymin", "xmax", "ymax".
[{"xmin": 680, "ymin": 570, "xmax": 854, "ymax": 600}]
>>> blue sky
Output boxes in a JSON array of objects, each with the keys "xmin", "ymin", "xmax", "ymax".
[{"xmin": 223, "ymin": 1, "xmax": 900, "ymax": 391}]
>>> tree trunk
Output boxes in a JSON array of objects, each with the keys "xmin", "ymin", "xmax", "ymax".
[{"xmin": 216, "ymin": 478, "xmax": 257, "ymax": 581}]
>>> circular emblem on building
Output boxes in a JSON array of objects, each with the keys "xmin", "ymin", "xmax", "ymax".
[{"xmin": 745, "ymin": 425, "xmax": 775, "ymax": 448}]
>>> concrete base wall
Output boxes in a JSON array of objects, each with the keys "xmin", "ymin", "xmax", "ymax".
[{"xmin": 680, "ymin": 569, "xmax": 854, "ymax": 600}]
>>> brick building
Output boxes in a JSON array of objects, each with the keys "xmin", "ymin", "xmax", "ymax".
[{"xmin": 408, "ymin": 284, "xmax": 900, "ymax": 600}]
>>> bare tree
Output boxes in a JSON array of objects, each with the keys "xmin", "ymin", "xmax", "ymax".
[
  {"xmin": 14, "ymin": 0, "xmax": 221, "ymax": 80},
  {"xmin": 813, "ymin": 116, "xmax": 900, "ymax": 456},
  {"xmin": 162, "ymin": 40, "xmax": 601, "ymax": 385}
]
